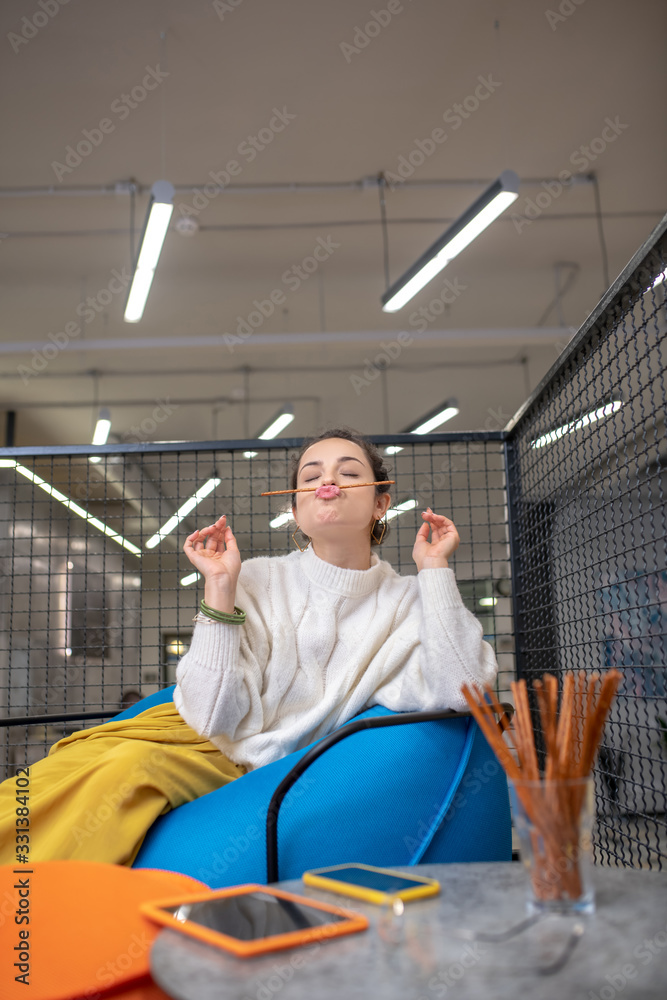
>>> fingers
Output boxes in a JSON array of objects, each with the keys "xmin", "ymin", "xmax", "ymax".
[
  {"xmin": 419, "ymin": 510, "xmax": 459, "ymax": 543},
  {"xmin": 421, "ymin": 508, "xmax": 452, "ymax": 522},
  {"xmin": 200, "ymin": 515, "xmax": 227, "ymax": 533},
  {"xmin": 183, "ymin": 516, "xmax": 232, "ymax": 552}
]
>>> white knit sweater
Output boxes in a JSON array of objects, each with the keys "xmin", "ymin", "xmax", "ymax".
[{"xmin": 173, "ymin": 545, "xmax": 498, "ymax": 771}]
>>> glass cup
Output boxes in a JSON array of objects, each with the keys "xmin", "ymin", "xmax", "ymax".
[{"xmin": 508, "ymin": 774, "xmax": 595, "ymax": 915}]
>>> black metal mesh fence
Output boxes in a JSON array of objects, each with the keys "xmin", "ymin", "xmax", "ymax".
[
  {"xmin": 0, "ymin": 432, "xmax": 514, "ymax": 772},
  {"xmin": 504, "ymin": 213, "xmax": 667, "ymax": 871}
]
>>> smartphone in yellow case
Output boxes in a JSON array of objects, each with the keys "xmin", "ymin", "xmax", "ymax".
[{"xmin": 302, "ymin": 863, "xmax": 440, "ymax": 905}]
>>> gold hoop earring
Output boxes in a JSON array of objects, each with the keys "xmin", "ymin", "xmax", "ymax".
[
  {"xmin": 292, "ymin": 525, "xmax": 311, "ymax": 551},
  {"xmin": 371, "ymin": 515, "xmax": 387, "ymax": 545}
]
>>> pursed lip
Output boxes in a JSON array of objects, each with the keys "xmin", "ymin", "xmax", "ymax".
[{"xmin": 315, "ymin": 486, "xmax": 342, "ymax": 498}]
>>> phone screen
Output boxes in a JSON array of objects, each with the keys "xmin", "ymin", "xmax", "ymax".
[
  {"xmin": 159, "ymin": 891, "xmax": 348, "ymax": 942},
  {"xmin": 318, "ymin": 867, "xmax": 429, "ymax": 892}
]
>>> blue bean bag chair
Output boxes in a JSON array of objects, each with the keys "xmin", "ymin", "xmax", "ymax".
[{"xmin": 114, "ymin": 686, "xmax": 511, "ymax": 888}]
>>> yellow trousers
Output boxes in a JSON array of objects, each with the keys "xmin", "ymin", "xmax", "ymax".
[{"xmin": 0, "ymin": 703, "xmax": 245, "ymax": 867}]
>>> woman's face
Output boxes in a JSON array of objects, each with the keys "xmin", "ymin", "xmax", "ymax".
[{"xmin": 291, "ymin": 437, "xmax": 389, "ymax": 541}]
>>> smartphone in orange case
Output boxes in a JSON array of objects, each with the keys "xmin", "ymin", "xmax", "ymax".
[{"xmin": 140, "ymin": 882, "xmax": 369, "ymax": 958}]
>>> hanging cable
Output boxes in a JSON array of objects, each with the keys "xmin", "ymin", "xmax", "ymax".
[
  {"xmin": 493, "ymin": 17, "xmax": 511, "ymax": 171},
  {"xmin": 91, "ymin": 370, "xmax": 100, "ymax": 440},
  {"xmin": 535, "ymin": 262, "xmax": 580, "ymax": 327},
  {"xmin": 243, "ymin": 366, "xmax": 250, "ymax": 438},
  {"xmin": 318, "ymin": 271, "xmax": 326, "ymax": 333},
  {"xmin": 381, "ymin": 367, "xmax": 390, "ymax": 434},
  {"xmin": 129, "ymin": 181, "xmax": 136, "ymax": 267},
  {"xmin": 378, "ymin": 172, "xmax": 391, "ymax": 292},
  {"xmin": 159, "ymin": 28, "xmax": 168, "ymax": 178},
  {"xmin": 591, "ymin": 172, "xmax": 610, "ymax": 292}
]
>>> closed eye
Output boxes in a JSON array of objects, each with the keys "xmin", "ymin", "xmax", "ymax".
[{"xmin": 305, "ymin": 473, "xmax": 359, "ymax": 482}]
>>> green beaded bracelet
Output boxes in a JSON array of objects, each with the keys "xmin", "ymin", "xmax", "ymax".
[{"xmin": 199, "ymin": 599, "xmax": 246, "ymax": 624}]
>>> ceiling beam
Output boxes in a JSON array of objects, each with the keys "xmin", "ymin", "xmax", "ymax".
[{"xmin": 0, "ymin": 328, "xmax": 570, "ymax": 355}]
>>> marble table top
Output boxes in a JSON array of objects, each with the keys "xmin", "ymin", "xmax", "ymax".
[{"xmin": 149, "ymin": 861, "xmax": 667, "ymax": 999}]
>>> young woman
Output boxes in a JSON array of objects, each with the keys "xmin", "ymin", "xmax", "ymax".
[{"xmin": 0, "ymin": 427, "xmax": 498, "ymax": 866}]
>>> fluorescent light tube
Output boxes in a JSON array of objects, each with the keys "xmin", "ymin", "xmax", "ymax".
[
  {"xmin": 651, "ymin": 268, "xmax": 666, "ymax": 288},
  {"xmin": 530, "ymin": 401, "xmax": 622, "ymax": 449},
  {"xmin": 92, "ymin": 411, "xmax": 111, "ymax": 446},
  {"xmin": 269, "ymin": 512, "xmax": 294, "ymax": 528},
  {"xmin": 244, "ymin": 451, "xmax": 259, "ymax": 458},
  {"xmin": 259, "ymin": 411, "xmax": 295, "ymax": 439},
  {"xmin": 411, "ymin": 405, "xmax": 460, "ymax": 435},
  {"xmin": 124, "ymin": 181, "xmax": 174, "ymax": 323},
  {"xmin": 390, "ymin": 400, "xmax": 460, "ymax": 451},
  {"xmin": 145, "ymin": 476, "xmax": 221, "ymax": 549},
  {"xmin": 386, "ymin": 498, "xmax": 417, "ymax": 520},
  {"xmin": 381, "ymin": 170, "xmax": 519, "ymax": 312},
  {"xmin": 3, "ymin": 460, "xmax": 141, "ymax": 556},
  {"xmin": 180, "ymin": 571, "xmax": 201, "ymax": 587},
  {"xmin": 90, "ymin": 408, "xmax": 111, "ymax": 464}
]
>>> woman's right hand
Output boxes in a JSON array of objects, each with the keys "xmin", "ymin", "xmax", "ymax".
[{"xmin": 184, "ymin": 515, "xmax": 241, "ymax": 594}]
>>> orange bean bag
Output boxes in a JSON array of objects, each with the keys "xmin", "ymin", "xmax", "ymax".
[{"xmin": 0, "ymin": 860, "xmax": 209, "ymax": 1000}]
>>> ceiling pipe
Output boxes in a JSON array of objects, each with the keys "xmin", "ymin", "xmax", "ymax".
[
  {"xmin": 0, "ymin": 353, "xmax": 527, "ymax": 380},
  {"xmin": 11, "ymin": 395, "xmax": 321, "ymax": 410},
  {"xmin": 0, "ymin": 175, "xmax": 595, "ymax": 200},
  {"xmin": 0, "ymin": 328, "xmax": 568, "ymax": 355}
]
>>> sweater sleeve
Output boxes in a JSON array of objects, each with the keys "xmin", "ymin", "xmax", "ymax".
[
  {"xmin": 366, "ymin": 567, "xmax": 499, "ymax": 713},
  {"xmin": 172, "ymin": 567, "xmax": 271, "ymax": 743}
]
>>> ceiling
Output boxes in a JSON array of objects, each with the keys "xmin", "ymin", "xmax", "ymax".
[{"xmin": 1, "ymin": 0, "xmax": 665, "ymax": 449}]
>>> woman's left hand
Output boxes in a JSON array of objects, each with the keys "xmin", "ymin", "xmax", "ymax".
[{"xmin": 412, "ymin": 508, "xmax": 460, "ymax": 570}]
